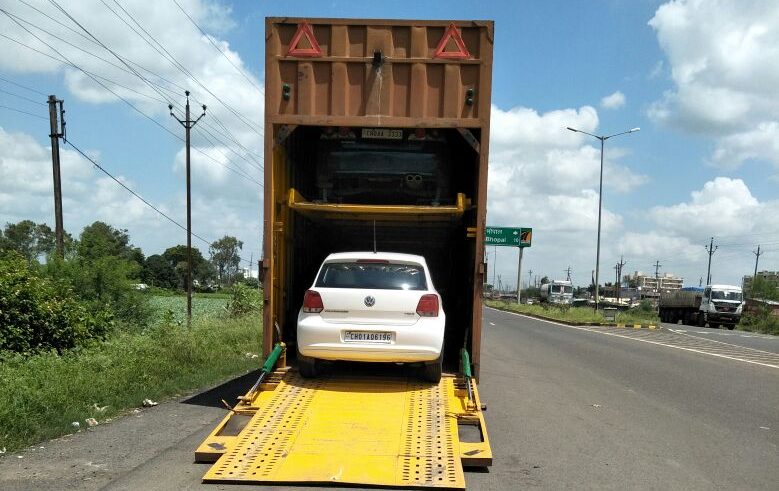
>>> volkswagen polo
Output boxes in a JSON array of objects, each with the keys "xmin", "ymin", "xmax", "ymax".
[{"xmin": 296, "ymin": 252, "xmax": 445, "ymax": 382}]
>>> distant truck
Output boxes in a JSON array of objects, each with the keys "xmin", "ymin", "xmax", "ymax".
[
  {"xmin": 539, "ymin": 280, "xmax": 573, "ymax": 305},
  {"xmin": 659, "ymin": 285, "xmax": 743, "ymax": 329}
]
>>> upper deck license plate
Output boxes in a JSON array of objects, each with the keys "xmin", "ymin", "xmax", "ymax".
[
  {"xmin": 361, "ymin": 128, "xmax": 402, "ymax": 140},
  {"xmin": 344, "ymin": 331, "xmax": 393, "ymax": 343}
]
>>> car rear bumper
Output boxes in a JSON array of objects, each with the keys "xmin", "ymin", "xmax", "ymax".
[{"xmin": 297, "ymin": 314, "xmax": 444, "ymax": 363}]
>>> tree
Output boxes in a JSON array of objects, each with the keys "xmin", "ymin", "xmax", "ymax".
[
  {"xmin": 162, "ymin": 245, "xmax": 213, "ymax": 290},
  {"xmin": 141, "ymin": 254, "xmax": 177, "ymax": 289},
  {"xmin": 0, "ymin": 220, "xmax": 55, "ymax": 260},
  {"xmin": 539, "ymin": 276, "xmax": 550, "ymax": 285},
  {"xmin": 210, "ymin": 235, "xmax": 243, "ymax": 287},
  {"xmin": 77, "ymin": 221, "xmax": 139, "ymax": 263}
]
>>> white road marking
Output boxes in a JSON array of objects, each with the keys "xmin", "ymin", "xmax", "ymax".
[{"xmin": 485, "ymin": 307, "xmax": 779, "ymax": 370}]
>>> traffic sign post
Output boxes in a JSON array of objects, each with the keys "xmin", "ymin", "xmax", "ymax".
[{"xmin": 485, "ymin": 227, "xmax": 532, "ymax": 304}]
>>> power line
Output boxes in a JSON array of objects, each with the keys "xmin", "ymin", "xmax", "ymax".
[
  {"xmin": 0, "ymin": 16, "xmax": 261, "ymax": 187},
  {"xmin": 0, "ymin": 103, "xmax": 47, "ymax": 120},
  {"xmin": 64, "ymin": 138, "xmax": 255, "ymax": 266},
  {"xmin": 6, "ymin": 4, "xmax": 264, "ymax": 171},
  {"xmin": 0, "ymin": 73, "xmax": 47, "ymax": 96},
  {"xmin": 100, "ymin": 0, "xmax": 264, "ymax": 136},
  {"xmin": 0, "ymin": 87, "xmax": 46, "ymax": 105},
  {"xmin": 170, "ymin": 0, "xmax": 264, "ymax": 95}
]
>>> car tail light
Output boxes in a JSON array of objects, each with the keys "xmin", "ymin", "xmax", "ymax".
[
  {"xmin": 302, "ymin": 290, "xmax": 324, "ymax": 313},
  {"xmin": 416, "ymin": 294, "xmax": 439, "ymax": 317}
]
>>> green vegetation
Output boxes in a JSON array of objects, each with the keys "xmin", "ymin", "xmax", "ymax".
[
  {"xmin": 738, "ymin": 277, "xmax": 779, "ymax": 335},
  {"xmin": 0, "ymin": 217, "xmax": 266, "ymax": 453},
  {"xmin": 0, "ymin": 252, "xmax": 111, "ymax": 353},
  {"xmin": 485, "ymin": 300, "xmax": 659, "ymax": 325},
  {"xmin": 147, "ymin": 294, "xmax": 229, "ymax": 327},
  {"xmin": 0, "ymin": 297, "xmax": 262, "ymax": 454}
]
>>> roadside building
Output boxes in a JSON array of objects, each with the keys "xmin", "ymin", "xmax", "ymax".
[
  {"xmin": 742, "ymin": 271, "xmax": 779, "ymax": 293},
  {"xmin": 629, "ymin": 271, "xmax": 683, "ymax": 299}
]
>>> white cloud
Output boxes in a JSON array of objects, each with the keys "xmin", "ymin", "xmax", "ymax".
[
  {"xmin": 600, "ymin": 91, "xmax": 626, "ymax": 110},
  {"xmin": 0, "ymin": 0, "xmax": 263, "ymax": 260},
  {"xmin": 487, "ymin": 104, "xmax": 647, "ymax": 287},
  {"xmin": 621, "ymin": 177, "xmax": 779, "ymax": 285},
  {"xmin": 649, "ymin": 0, "xmax": 779, "ymax": 168}
]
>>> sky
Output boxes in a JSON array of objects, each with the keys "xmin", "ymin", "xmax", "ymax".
[{"xmin": 2, "ymin": 0, "xmax": 779, "ymax": 289}]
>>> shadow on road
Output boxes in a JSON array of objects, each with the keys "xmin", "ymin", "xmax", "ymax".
[{"xmin": 182, "ymin": 370, "xmax": 261, "ymax": 408}]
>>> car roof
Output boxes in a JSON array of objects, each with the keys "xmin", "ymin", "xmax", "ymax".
[
  {"xmin": 323, "ymin": 251, "xmax": 428, "ymax": 265},
  {"xmin": 708, "ymin": 284, "xmax": 741, "ymax": 290}
]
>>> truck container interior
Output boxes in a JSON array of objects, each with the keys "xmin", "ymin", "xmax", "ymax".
[{"xmin": 276, "ymin": 125, "xmax": 482, "ymax": 370}]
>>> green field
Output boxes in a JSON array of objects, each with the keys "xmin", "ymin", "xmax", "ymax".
[
  {"xmin": 147, "ymin": 294, "xmax": 229, "ymax": 326},
  {"xmin": 0, "ymin": 293, "xmax": 262, "ymax": 454}
]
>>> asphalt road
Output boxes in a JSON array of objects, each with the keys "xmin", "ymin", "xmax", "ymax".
[
  {"xmin": 661, "ymin": 322, "xmax": 779, "ymax": 354},
  {"xmin": 1, "ymin": 308, "xmax": 777, "ymax": 490}
]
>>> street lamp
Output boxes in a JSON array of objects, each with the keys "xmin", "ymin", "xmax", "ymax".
[{"xmin": 566, "ymin": 126, "xmax": 640, "ymax": 311}]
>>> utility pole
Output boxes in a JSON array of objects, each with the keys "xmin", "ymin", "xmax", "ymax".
[
  {"xmin": 527, "ymin": 269, "xmax": 533, "ymax": 290},
  {"xmin": 654, "ymin": 260, "xmax": 662, "ymax": 293},
  {"xmin": 48, "ymin": 95, "xmax": 65, "ymax": 258},
  {"xmin": 699, "ymin": 277, "xmax": 703, "ymax": 287},
  {"xmin": 705, "ymin": 237, "xmax": 717, "ymax": 285},
  {"xmin": 565, "ymin": 266, "xmax": 572, "ymax": 282},
  {"xmin": 616, "ymin": 256, "xmax": 626, "ymax": 302},
  {"xmin": 752, "ymin": 245, "xmax": 763, "ymax": 293},
  {"xmin": 169, "ymin": 91, "xmax": 206, "ymax": 328}
]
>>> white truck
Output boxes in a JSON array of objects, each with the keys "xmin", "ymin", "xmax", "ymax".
[
  {"xmin": 539, "ymin": 280, "xmax": 573, "ymax": 305},
  {"xmin": 659, "ymin": 284, "xmax": 743, "ymax": 329}
]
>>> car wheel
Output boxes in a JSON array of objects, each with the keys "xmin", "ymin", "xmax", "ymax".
[
  {"xmin": 726, "ymin": 324, "xmax": 735, "ymax": 330},
  {"xmin": 297, "ymin": 348, "xmax": 318, "ymax": 378},
  {"xmin": 420, "ymin": 354, "xmax": 442, "ymax": 383}
]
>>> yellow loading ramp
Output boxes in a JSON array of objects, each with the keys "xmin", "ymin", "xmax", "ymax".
[
  {"xmin": 196, "ymin": 371, "xmax": 492, "ymax": 488},
  {"xmin": 287, "ymin": 188, "xmax": 472, "ymax": 222}
]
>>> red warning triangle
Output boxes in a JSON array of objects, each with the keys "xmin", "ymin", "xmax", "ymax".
[
  {"xmin": 434, "ymin": 23, "xmax": 471, "ymax": 59},
  {"xmin": 287, "ymin": 21, "xmax": 322, "ymax": 57}
]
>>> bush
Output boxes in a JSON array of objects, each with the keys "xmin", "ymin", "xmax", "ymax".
[
  {"xmin": 46, "ymin": 255, "xmax": 152, "ymax": 328},
  {"xmin": 225, "ymin": 283, "xmax": 262, "ymax": 318},
  {"xmin": 739, "ymin": 307, "xmax": 779, "ymax": 335},
  {"xmin": 0, "ymin": 253, "xmax": 112, "ymax": 354}
]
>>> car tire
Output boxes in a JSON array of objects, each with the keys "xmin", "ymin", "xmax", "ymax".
[
  {"xmin": 726, "ymin": 324, "xmax": 735, "ymax": 330},
  {"xmin": 421, "ymin": 354, "xmax": 442, "ymax": 383},
  {"xmin": 297, "ymin": 349, "xmax": 318, "ymax": 378}
]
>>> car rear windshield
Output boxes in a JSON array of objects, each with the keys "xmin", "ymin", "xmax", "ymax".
[{"xmin": 315, "ymin": 261, "xmax": 427, "ymax": 290}]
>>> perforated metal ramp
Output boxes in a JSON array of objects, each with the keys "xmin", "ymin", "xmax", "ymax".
[{"xmin": 202, "ymin": 372, "xmax": 467, "ymax": 488}]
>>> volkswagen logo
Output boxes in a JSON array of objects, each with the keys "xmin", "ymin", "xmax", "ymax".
[{"xmin": 364, "ymin": 296, "xmax": 375, "ymax": 307}]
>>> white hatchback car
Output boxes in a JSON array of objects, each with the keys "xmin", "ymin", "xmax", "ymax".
[{"xmin": 296, "ymin": 252, "xmax": 445, "ymax": 382}]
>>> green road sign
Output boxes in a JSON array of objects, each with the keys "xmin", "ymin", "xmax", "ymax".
[{"xmin": 485, "ymin": 227, "xmax": 532, "ymax": 247}]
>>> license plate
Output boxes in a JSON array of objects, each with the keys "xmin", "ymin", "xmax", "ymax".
[
  {"xmin": 361, "ymin": 128, "xmax": 403, "ymax": 140},
  {"xmin": 343, "ymin": 331, "xmax": 393, "ymax": 343}
]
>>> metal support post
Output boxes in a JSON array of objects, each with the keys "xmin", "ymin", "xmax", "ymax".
[{"xmin": 516, "ymin": 247, "xmax": 524, "ymax": 304}]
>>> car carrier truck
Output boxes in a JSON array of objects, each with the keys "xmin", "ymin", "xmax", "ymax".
[
  {"xmin": 659, "ymin": 285, "xmax": 743, "ymax": 329},
  {"xmin": 195, "ymin": 18, "xmax": 494, "ymax": 488}
]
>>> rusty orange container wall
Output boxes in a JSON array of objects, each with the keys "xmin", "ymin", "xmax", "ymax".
[{"xmin": 262, "ymin": 18, "xmax": 494, "ymax": 377}]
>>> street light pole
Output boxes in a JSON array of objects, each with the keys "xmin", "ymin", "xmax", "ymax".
[{"xmin": 566, "ymin": 126, "xmax": 639, "ymax": 311}]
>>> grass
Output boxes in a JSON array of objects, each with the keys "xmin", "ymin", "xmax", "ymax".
[
  {"xmin": 485, "ymin": 300, "xmax": 659, "ymax": 325},
  {"xmin": 0, "ymin": 295, "xmax": 262, "ymax": 454}
]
